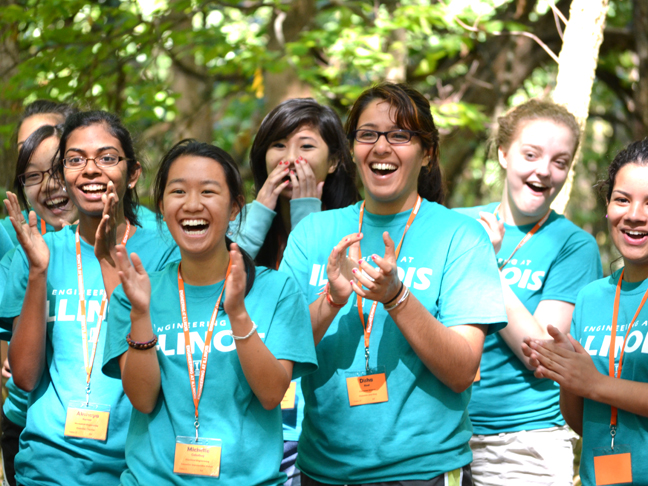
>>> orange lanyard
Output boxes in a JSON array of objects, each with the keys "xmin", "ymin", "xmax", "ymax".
[
  {"xmin": 356, "ymin": 195, "xmax": 421, "ymax": 372},
  {"xmin": 178, "ymin": 261, "xmax": 231, "ymax": 438},
  {"xmin": 40, "ymin": 218, "xmax": 46, "ymax": 235},
  {"xmin": 75, "ymin": 222, "xmax": 131, "ymax": 402},
  {"xmin": 494, "ymin": 205, "xmax": 551, "ymax": 270},
  {"xmin": 608, "ymin": 269, "xmax": 648, "ymax": 445}
]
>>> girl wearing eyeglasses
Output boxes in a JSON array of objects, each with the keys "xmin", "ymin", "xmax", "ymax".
[
  {"xmin": 0, "ymin": 111, "xmax": 179, "ymax": 486},
  {"xmin": 279, "ymin": 83, "xmax": 507, "ymax": 485},
  {"xmin": 455, "ymin": 100, "xmax": 602, "ymax": 485}
]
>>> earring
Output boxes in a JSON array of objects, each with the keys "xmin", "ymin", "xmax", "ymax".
[{"xmin": 128, "ymin": 184, "xmax": 133, "ymax": 189}]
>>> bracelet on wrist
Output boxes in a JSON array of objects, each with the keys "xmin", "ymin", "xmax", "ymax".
[
  {"xmin": 384, "ymin": 286, "xmax": 410, "ymax": 312},
  {"xmin": 324, "ymin": 282, "xmax": 347, "ymax": 309},
  {"xmin": 230, "ymin": 322, "xmax": 258, "ymax": 341},
  {"xmin": 126, "ymin": 333, "xmax": 158, "ymax": 350},
  {"xmin": 383, "ymin": 281, "xmax": 404, "ymax": 306}
]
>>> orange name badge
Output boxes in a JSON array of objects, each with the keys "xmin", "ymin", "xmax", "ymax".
[
  {"xmin": 281, "ymin": 381, "xmax": 297, "ymax": 410},
  {"xmin": 593, "ymin": 447, "xmax": 632, "ymax": 486},
  {"xmin": 64, "ymin": 401, "xmax": 110, "ymax": 441},
  {"xmin": 174, "ymin": 437, "xmax": 222, "ymax": 477},
  {"xmin": 346, "ymin": 371, "xmax": 388, "ymax": 407}
]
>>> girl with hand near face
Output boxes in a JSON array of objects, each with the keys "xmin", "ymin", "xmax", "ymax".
[
  {"xmin": 102, "ymin": 140, "xmax": 317, "ymax": 485},
  {"xmin": 280, "ymin": 83, "xmax": 507, "ymax": 485},
  {"xmin": 523, "ymin": 140, "xmax": 648, "ymax": 486},
  {"xmin": 455, "ymin": 100, "xmax": 602, "ymax": 486},
  {"xmin": 0, "ymin": 111, "xmax": 179, "ymax": 486},
  {"xmin": 233, "ymin": 98, "xmax": 358, "ymax": 269}
]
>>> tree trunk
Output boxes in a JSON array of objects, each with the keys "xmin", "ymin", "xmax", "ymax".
[
  {"xmin": 550, "ymin": 0, "xmax": 609, "ymax": 214},
  {"xmin": 633, "ymin": 0, "xmax": 648, "ymax": 138}
]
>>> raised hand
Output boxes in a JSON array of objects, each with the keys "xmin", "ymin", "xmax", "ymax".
[
  {"xmin": 325, "ymin": 232, "xmax": 363, "ymax": 305},
  {"xmin": 95, "ymin": 181, "xmax": 119, "ymax": 265},
  {"xmin": 224, "ymin": 243, "xmax": 248, "ymax": 320},
  {"xmin": 115, "ymin": 245, "xmax": 151, "ymax": 317},
  {"xmin": 4, "ymin": 192, "xmax": 49, "ymax": 273},
  {"xmin": 291, "ymin": 156, "xmax": 324, "ymax": 200},
  {"xmin": 256, "ymin": 162, "xmax": 290, "ymax": 211},
  {"xmin": 351, "ymin": 231, "xmax": 401, "ymax": 304},
  {"xmin": 478, "ymin": 211, "xmax": 505, "ymax": 254},
  {"xmin": 522, "ymin": 324, "xmax": 575, "ymax": 369}
]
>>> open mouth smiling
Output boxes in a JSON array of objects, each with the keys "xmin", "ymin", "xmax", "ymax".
[
  {"xmin": 44, "ymin": 196, "xmax": 70, "ymax": 210},
  {"xmin": 526, "ymin": 181, "xmax": 548, "ymax": 194},
  {"xmin": 181, "ymin": 219, "xmax": 209, "ymax": 235},
  {"xmin": 80, "ymin": 183, "xmax": 107, "ymax": 195},
  {"xmin": 370, "ymin": 162, "xmax": 397, "ymax": 176}
]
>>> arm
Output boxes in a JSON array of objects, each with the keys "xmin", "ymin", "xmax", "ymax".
[
  {"xmin": 499, "ymin": 285, "xmax": 574, "ymax": 369},
  {"xmin": 560, "ymin": 388, "xmax": 584, "ymax": 436},
  {"xmin": 526, "ymin": 327, "xmax": 648, "ymax": 420},
  {"xmin": 289, "ymin": 157, "xmax": 323, "ymax": 229},
  {"xmin": 231, "ymin": 201, "xmax": 276, "ymax": 259},
  {"xmin": 4, "ymin": 193, "xmax": 50, "ymax": 392},
  {"xmin": 114, "ymin": 246, "xmax": 161, "ymax": 414},
  {"xmin": 225, "ymin": 243, "xmax": 292, "ymax": 409},
  {"xmin": 352, "ymin": 232, "xmax": 486, "ymax": 393}
]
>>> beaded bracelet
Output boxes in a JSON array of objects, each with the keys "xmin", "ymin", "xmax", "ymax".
[
  {"xmin": 126, "ymin": 333, "xmax": 158, "ymax": 350},
  {"xmin": 383, "ymin": 286, "xmax": 410, "ymax": 312},
  {"xmin": 230, "ymin": 322, "xmax": 258, "ymax": 341},
  {"xmin": 324, "ymin": 282, "xmax": 347, "ymax": 309}
]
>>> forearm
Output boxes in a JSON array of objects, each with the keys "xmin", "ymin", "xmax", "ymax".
[
  {"xmin": 559, "ymin": 388, "xmax": 584, "ymax": 436},
  {"xmin": 9, "ymin": 270, "xmax": 48, "ymax": 392},
  {"xmin": 389, "ymin": 292, "xmax": 485, "ymax": 393},
  {"xmin": 587, "ymin": 373, "xmax": 648, "ymax": 419},
  {"xmin": 99, "ymin": 260, "xmax": 122, "ymax": 300},
  {"xmin": 309, "ymin": 295, "xmax": 344, "ymax": 345},
  {"xmin": 230, "ymin": 311, "xmax": 292, "ymax": 410},
  {"xmin": 120, "ymin": 311, "xmax": 161, "ymax": 414}
]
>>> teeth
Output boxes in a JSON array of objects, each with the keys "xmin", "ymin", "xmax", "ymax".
[
  {"xmin": 82, "ymin": 184, "xmax": 106, "ymax": 192},
  {"xmin": 626, "ymin": 231, "xmax": 647, "ymax": 236},
  {"xmin": 370, "ymin": 163, "xmax": 397, "ymax": 171},
  {"xmin": 181, "ymin": 219, "xmax": 208, "ymax": 227},
  {"xmin": 528, "ymin": 182, "xmax": 546, "ymax": 190},
  {"xmin": 45, "ymin": 197, "xmax": 67, "ymax": 208}
]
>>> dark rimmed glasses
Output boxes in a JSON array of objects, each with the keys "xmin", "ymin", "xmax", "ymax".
[
  {"xmin": 18, "ymin": 169, "xmax": 53, "ymax": 187},
  {"xmin": 62, "ymin": 154, "xmax": 129, "ymax": 170},
  {"xmin": 351, "ymin": 129, "xmax": 419, "ymax": 145}
]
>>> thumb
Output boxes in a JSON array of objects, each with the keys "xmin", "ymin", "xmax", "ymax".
[
  {"xmin": 547, "ymin": 324, "xmax": 567, "ymax": 342},
  {"xmin": 383, "ymin": 231, "xmax": 395, "ymax": 261},
  {"xmin": 568, "ymin": 334, "xmax": 587, "ymax": 354}
]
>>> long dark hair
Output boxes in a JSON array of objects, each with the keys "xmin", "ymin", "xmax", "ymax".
[
  {"xmin": 154, "ymin": 139, "xmax": 256, "ymax": 294},
  {"xmin": 599, "ymin": 139, "xmax": 648, "ymax": 201},
  {"xmin": 14, "ymin": 124, "xmax": 63, "ymax": 210},
  {"xmin": 345, "ymin": 82, "xmax": 444, "ymax": 204},
  {"xmin": 249, "ymin": 98, "xmax": 358, "ymax": 268},
  {"xmin": 56, "ymin": 111, "xmax": 140, "ymax": 226}
]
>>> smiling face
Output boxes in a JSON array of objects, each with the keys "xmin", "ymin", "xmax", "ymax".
[
  {"xmin": 353, "ymin": 99, "xmax": 428, "ymax": 214},
  {"xmin": 500, "ymin": 118, "xmax": 577, "ymax": 225},
  {"xmin": 21, "ymin": 136, "xmax": 78, "ymax": 229},
  {"xmin": 265, "ymin": 125, "xmax": 335, "ymax": 198},
  {"xmin": 63, "ymin": 123, "xmax": 140, "ymax": 220},
  {"xmin": 160, "ymin": 155, "xmax": 240, "ymax": 259},
  {"xmin": 608, "ymin": 163, "xmax": 648, "ymax": 279}
]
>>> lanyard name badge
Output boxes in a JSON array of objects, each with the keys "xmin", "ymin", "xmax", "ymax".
[
  {"xmin": 173, "ymin": 262, "xmax": 230, "ymax": 478},
  {"xmin": 345, "ymin": 195, "xmax": 421, "ymax": 407},
  {"xmin": 593, "ymin": 269, "xmax": 644, "ymax": 486},
  {"xmin": 64, "ymin": 223, "xmax": 130, "ymax": 441}
]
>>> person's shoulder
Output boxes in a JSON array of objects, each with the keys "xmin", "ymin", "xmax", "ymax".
[
  {"xmin": 419, "ymin": 200, "xmax": 488, "ymax": 238},
  {"xmin": 252, "ymin": 266, "xmax": 300, "ymax": 294},
  {"xmin": 451, "ymin": 202, "xmax": 498, "ymax": 220},
  {"xmin": 292, "ymin": 202, "xmax": 360, "ymax": 234},
  {"xmin": 548, "ymin": 212, "xmax": 598, "ymax": 248},
  {"xmin": 577, "ymin": 273, "xmax": 615, "ymax": 301}
]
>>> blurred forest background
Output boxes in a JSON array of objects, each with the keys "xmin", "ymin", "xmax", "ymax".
[{"xmin": 0, "ymin": 0, "xmax": 645, "ymax": 273}]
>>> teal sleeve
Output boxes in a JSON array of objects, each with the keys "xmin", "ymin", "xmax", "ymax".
[
  {"xmin": 0, "ymin": 224, "xmax": 14, "ymax": 260},
  {"xmin": 541, "ymin": 232, "xmax": 603, "ymax": 304},
  {"xmin": 290, "ymin": 198, "xmax": 321, "ymax": 230},
  {"xmin": 230, "ymin": 201, "xmax": 277, "ymax": 258},
  {"xmin": 102, "ymin": 284, "xmax": 132, "ymax": 379},
  {"xmin": 0, "ymin": 248, "xmax": 30, "ymax": 331}
]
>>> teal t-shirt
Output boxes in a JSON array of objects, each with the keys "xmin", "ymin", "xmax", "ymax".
[
  {"xmin": 0, "ymin": 225, "xmax": 179, "ymax": 486},
  {"xmin": 279, "ymin": 200, "xmax": 508, "ymax": 483},
  {"xmin": 102, "ymin": 262, "xmax": 318, "ymax": 486},
  {"xmin": 0, "ymin": 210, "xmax": 55, "ymax": 247},
  {"xmin": 572, "ymin": 270, "xmax": 648, "ymax": 486},
  {"xmin": 456, "ymin": 203, "xmax": 602, "ymax": 434},
  {"xmin": 229, "ymin": 198, "xmax": 322, "ymax": 442}
]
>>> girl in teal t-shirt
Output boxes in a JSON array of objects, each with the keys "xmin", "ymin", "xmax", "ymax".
[
  {"xmin": 457, "ymin": 100, "xmax": 602, "ymax": 485},
  {"xmin": 0, "ymin": 110, "xmax": 179, "ymax": 486},
  {"xmin": 525, "ymin": 140, "xmax": 648, "ymax": 486},
  {"xmin": 102, "ymin": 140, "xmax": 317, "ymax": 485},
  {"xmin": 280, "ymin": 83, "xmax": 507, "ymax": 485},
  {"xmin": 230, "ymin": 98, "xmax": 358, "ymax": 485}
]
